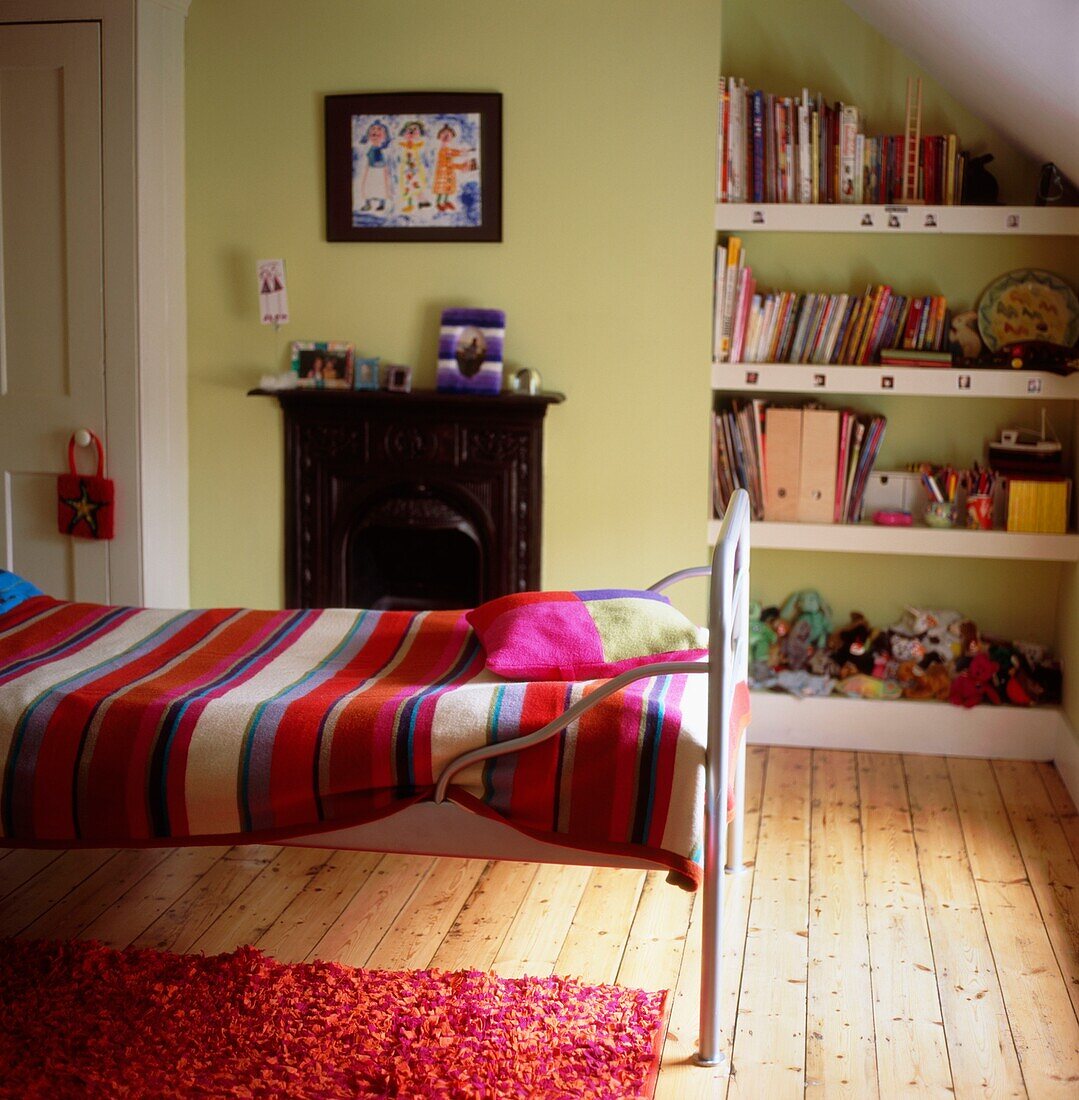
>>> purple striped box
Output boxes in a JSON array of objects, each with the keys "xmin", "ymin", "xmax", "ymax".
[{"xmin": 437, "ymin": 307, "xmax": 505, "ymax": 394}]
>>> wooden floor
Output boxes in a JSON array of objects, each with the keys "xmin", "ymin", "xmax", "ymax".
[{"xmin": 2, "ymin": 746, "xmax": 1078, "ymax": 1098}]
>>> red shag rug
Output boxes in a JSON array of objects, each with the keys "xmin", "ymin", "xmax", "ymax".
[{"xmin": 0, "ymin": 938, "xmax": 669, "ymax": 1099}]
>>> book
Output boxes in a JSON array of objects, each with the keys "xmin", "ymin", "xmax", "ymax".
[
  {"xmin": 1006, "ymin": 478, "xmax": 1070, "ymax": 534},
  {"xmin": 839, "ymin": 105, "xmax": 861, "ymax": 202},
  {"xmin": 751, "ymin": 90, "xmax": 765, "ymax": 203},
  {"xmin": 712, "ymin": 245, "xmax": 727, "ymax": 360},
  {"xmin": 797, "ymin": 93, "xmax": 812, "ymax": 204},
  {"xmin": 718, "ymin": 238, "xmax": 742, "ymax": 360},
  {"xmin": 716, "ymin": 77, "xmax": 728, "ymax": 202},
  {"xmin": 879, "ymin": 348, "xmax": 952, "ymax": 367},
  {"xmin": 728, "ymin": 81, "xmax": 746, "ymax": 203}
]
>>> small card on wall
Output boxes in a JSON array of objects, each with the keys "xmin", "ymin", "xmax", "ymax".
[
  {"xmin": 257, "ymin": 259, "xmax": 290, "ymax": 326},
  {"xmin": 436, "ymin": 307, "xmax": 505, "ymax": 394}
]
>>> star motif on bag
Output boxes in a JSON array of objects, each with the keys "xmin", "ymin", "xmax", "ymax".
[{"xmin": 61, "ymin": 479, "xmax": 106, "ymax": 536}]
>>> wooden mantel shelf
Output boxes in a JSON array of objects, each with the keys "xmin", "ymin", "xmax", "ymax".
[{"xmin": 248, "ymin": 387, "xmax": 565, "ymax": 408}]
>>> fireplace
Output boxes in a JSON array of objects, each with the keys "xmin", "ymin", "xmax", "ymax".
[{"xmin": 259, "ymin": 389, "xmax": 563, "ymax": 609}]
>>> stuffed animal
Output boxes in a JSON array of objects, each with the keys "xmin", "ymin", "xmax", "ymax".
[
  {"xmin": 779, "ymin": 589, "xmax": 832, "ymax": 649},
  {"xmin": 828, "ymin": 612, "xmax": 876, "ymax": 677},
  {"xmin": 949, "ymin": 653, "xmax": 1001, "ymax": 708},
  {"xmin": 779, "ymin": 617, "xmax": 814, "ymax": 671},
  {"xmin": 748, "ymin": 601, "xmax": 778, "ymax": 665},
  {"xmin": 948, "ymin": 310, "xmax": 983, "ymax": 360}
]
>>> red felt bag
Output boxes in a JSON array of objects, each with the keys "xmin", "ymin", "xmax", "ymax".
[{"xmin": 57, "ymin": 432, "xmax": 115, "ymax": 540}]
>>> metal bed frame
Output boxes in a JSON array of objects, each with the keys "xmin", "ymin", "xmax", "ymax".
[{"xmin": 285, "ymin": 489, "xmax": 752, "ymax": 1067}]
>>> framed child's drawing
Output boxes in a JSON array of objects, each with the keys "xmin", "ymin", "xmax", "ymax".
[{"xmin": 325, "ymin": 92, "xmax": 502, "ymax": 242}]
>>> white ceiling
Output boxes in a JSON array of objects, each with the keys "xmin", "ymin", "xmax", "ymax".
[{"xmin": 844, "ymin": 0, "xmax": 1079, "ymax": 184}]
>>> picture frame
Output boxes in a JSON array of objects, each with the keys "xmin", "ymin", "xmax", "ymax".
[
  {"xmin": 290, "ymin": 341, "xmax": 355, "ymax": 389},
  {"xmin": 325, "ymin": 92, "xmax": 502, "ymax": 242},
  {"xmin": 385, "ymin": 364, "xmax": 413, "ymax": 393},
  {"xmin": 354, "ymin": 357, "xmax": 381, "ymax": 391}
]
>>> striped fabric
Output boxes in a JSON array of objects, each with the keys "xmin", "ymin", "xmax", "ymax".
[{"xmin": 0, "ymin": 596, "xmax": 733, "ymax": 887}]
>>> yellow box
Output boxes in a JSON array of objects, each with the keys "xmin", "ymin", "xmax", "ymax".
[{"xmin": 1005, "ymin": 478, "xmax": 1071, "ymax": 534}]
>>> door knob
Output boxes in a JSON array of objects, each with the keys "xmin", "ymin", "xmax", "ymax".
[{"xmin": 73, "ymin": 429, "xmax": 93, "ymax": 448}]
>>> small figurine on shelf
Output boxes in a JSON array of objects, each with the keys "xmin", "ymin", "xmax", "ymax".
[{"xmin": 960, "ymin": 153, "xmax": 998, "ymax": 206}]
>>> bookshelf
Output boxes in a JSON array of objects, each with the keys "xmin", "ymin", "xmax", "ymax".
[
  {"xmin": 713, "ymin": 361, "xmax": 1079, "ymax": 400},
  {"xmin": 710, "ymin": 202, "xmax": 1079, "ymax": 754},
  {"xmin": 705, "ymin": 519, "xmax": 1079, "ymax": 562},
  {"xmin": 716, "ymin": 203, "xmax": 1079, "ymax": 237}
]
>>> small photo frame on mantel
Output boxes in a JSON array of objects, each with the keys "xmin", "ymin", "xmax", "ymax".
[
  {"xmin": 291, "ymin": 341, "xmax": 354, "ymax": 388},
  {"xmin": 324, "ymin": 92, "xmax": 502, "ymax": 243}
]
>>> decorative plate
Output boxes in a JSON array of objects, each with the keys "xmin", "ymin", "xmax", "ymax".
[{"xmin": 977, "ymin": 268, "xmax": 1079, "ymax": 352}]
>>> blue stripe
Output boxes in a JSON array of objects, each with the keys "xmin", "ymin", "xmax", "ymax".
[{"xmin": 638, "ymin": 675, "xmax": 672, "ymax": 843}]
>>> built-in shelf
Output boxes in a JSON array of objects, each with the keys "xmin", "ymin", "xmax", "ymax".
[
  {"xmin": 715, "ymin": 203, "xmax": 1079, "ymax": 236},
  {"xmin": 706, "ymin": 519, "xmax": 1079, "ymax": 562},
  {"xmin": 711, "ymin": 361, "xmax": 1079, "ymax": 399},
  {"xmin": 748, "ymin": 692, "xmax": 1064, "ymax": 759}
]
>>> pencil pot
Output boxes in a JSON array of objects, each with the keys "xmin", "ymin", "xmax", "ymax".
[
  {"xmin": 966, "ymin": 494, "xmax": 993, "ymax": 530},
  {"xmin": 923, "ymin": 501, "xmax": 957, "ymax": 528}
]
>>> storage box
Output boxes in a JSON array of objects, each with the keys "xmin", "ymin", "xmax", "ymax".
[
  {"xmin": 1005, "ymin": 478, "xmax": 1071, "ymax": 534},
  {"xmin": 861, "ymin": 471, "xmax": 928, "ymax": 517}
]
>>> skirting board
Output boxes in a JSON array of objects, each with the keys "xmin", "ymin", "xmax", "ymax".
[
  {"xmin": 1055, "ymin": 717, "xmax": 1079, "ymax": 809},
  {"xmin": 747, "ymin": 692, "xmax": 1067, "ymax": 761}
]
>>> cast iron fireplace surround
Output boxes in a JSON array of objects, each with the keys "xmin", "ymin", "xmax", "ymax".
[{"xmin": 257, "ymin": 389, "xmax": 563, "ymax": 610}]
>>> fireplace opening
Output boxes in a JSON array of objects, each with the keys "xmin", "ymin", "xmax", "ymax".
[{"xmin": 344, "ymin": 493, "xmax": 485, "ymax": 611}]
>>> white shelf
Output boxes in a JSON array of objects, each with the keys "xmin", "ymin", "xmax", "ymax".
[
  {"xmin": 712, "ymin": 361, "xmax": 1079, "ymax": 400},
  {"xmin": 706, "ymin": 519, "xmax": 1079, "ymax": 562},
  {"xmin": 715, "ymin": 203, "xmax": 1079, "ymax": 236},
  {"xmin": 747, "ymin": 692, "xmax": 1065, "ymax": 759}
]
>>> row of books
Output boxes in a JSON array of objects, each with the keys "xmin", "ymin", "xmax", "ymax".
[
  {"xmin": 713, "ymin": 239, "xmax": 951, "ymax": 364},
  {"xmin": 713, "ymin": 400, "xmax": 887, "ymax": 525},
  {"xmin": 716, "ymin": 77, "xmax": 967, "ymax": 205}
]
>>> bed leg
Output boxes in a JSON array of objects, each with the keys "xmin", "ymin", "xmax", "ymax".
[
  {"xmin": 725, "ymin": 737, "xmax": 747, "ymax": 874},
  {"xmin": 694, "ymin": 793, "xmax": 725, "ymax": 1067}
]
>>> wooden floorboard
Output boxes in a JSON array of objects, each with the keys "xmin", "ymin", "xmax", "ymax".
[
  {"xmin": 727, "ymin": 747, "xmax": 811, "ymax": 1100},
  {"xmin": 950, "ymin": 757, "xmax": 1079, "ymax": 1097},
  {"xmin": 805, "ymin": 749, "xmax": 878, "ymax": 1099},
  {"xmin": 3, "ymin": 746, "xmax": 1078, "ymax": 1098}
]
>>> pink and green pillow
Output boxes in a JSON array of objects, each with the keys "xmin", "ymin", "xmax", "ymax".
[{"xmin": 466, "ymin": 589, "xmax": 707, "ymax": 681}]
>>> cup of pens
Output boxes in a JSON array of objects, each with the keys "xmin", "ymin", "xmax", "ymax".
[
  {"xmin": 966, "ymin": 494, "xmax": 993, "ymax": 529},
  {"xmin": 921, "ymin": 467, "xmax": 959, "ymax": 527},
  {"xmin": 924, "ymin": 500, "xmax": 958, "ymax": 528}
]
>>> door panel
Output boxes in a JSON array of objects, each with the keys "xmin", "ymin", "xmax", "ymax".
[{"xmin": 0, "ymin": 21, "xmax": 105, "ymax": 601}]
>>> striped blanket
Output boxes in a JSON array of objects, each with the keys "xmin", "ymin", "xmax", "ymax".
[{"xmin": 0, "ymin": 596, "xmax": 734, "ymax": 887}]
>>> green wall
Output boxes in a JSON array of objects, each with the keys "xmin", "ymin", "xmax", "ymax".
[
  {"xmin": 187, "ymin": 0, "xmax": 1075, "ymax": 725},
  {"xmin": 186, "ymin": 0, "xmax": 721, "ymax": 612}
]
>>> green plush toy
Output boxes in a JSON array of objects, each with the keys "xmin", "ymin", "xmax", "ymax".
[
  {"xmin": 779, "ymin": 589, "xmax": 833, "ymax": 649},
  {"xmin": 748, "ymin": 600, "xmax": 778, "ymax": 664}
]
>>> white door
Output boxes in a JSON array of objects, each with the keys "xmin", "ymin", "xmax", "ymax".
[{"xmin": 0, "ymin": 21, "xmax": 111, "ymax": 602}]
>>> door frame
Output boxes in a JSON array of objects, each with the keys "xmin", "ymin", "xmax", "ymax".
[{"xmin": 0, "ymin": 0, "xmax": 190, "ymax": 606}]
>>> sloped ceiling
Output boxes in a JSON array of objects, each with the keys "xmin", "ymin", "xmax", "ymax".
[{"xmin": 844, "ymin": 0, "xmax": 1079, "ymax": 184}]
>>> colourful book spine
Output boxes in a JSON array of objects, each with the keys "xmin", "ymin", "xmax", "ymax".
[
  {"xmin": 839, "ymin": 105, "xmax": 860, "ymax": 202},
  {"xmin": 751, "ymin": 90, "xmax": 765, "ymax": 203},
  {"xmin": 712, "ymin": 245, "xmax": 726, "ymax": 360},
  {"xmin": 852, "ymin": 286, "xmax": 881, "ymax": 364},
  {"xmin": 719, "ymin": 237, "xmax": 742, "ymax": 360},
  {"xmin": 721, "ymin": 77, "xmax": 730, "ymax": 202},
  {"xmin": 915, "ymin": 295, "xmax": 932, "ymax": 349},
  {"xmin": 864, "ymin": 287, "xmax": 893, "ymax": 363},
  {"xmin": 903, "ymin": 297, "xmax": 924, "ymax": 348},
  {"xmin": 731, "ymin": 274, "xmax": 756, "ymax": 362},
  {"xmin": 836, "ymin": 292, "xmax": 867, "ymax": 365},
  {"xmin": 831, "ymin": 297, "xmax": 853, "ymax": 365},
  {"xmin": 790, "ymin": 292, "xmax": 818, "ymax": 363},
  {"xmin": 810, "ymin": 108, "xmax": 820, "ymax": 203}
]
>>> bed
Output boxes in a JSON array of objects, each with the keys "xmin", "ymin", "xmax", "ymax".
[{"xmin": 0, "ymin": 489, "xmax": 750, "ymax": 1068}]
